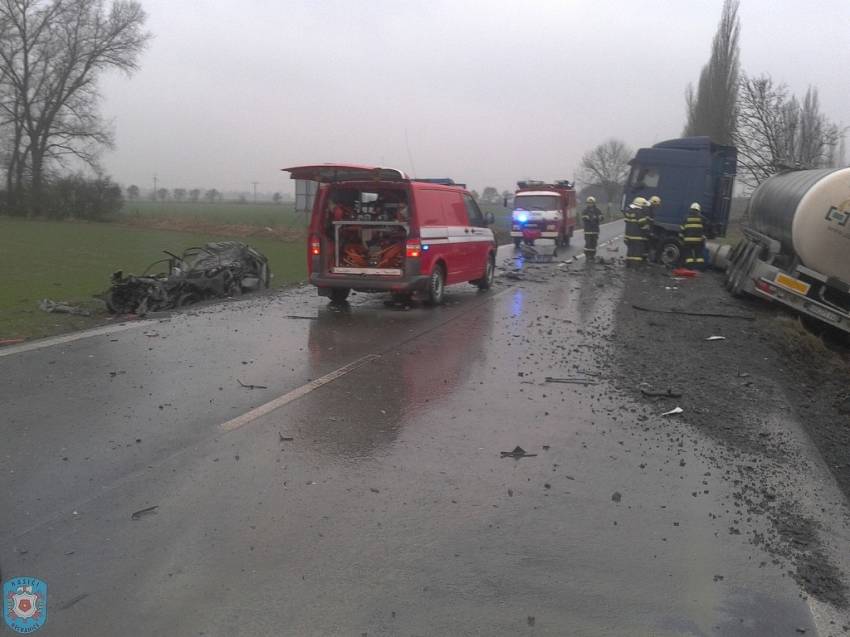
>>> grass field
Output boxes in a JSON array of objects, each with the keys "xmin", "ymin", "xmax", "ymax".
[
  {"xmin": 120, "ymin": 200, "xmax": 305, "ymax": 228},
  {"xmin": 0, "ymin": 217, "xmax": 306, "ymax": 340}
]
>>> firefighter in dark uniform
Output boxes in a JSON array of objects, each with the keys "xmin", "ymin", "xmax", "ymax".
[
  {"xmin": 624, "ymin": 197, "xmax": 651, "ymax": 266},
  {"xmin": 581, "ymin": 196, "xmax": 603, "ymax": 260},
  {"xmin": 680, "ymin": 202, "xmax": 706, "ymax": 267},
  {"xmin": 646, "ymin": 195, "xmax": 662, "ymax": 261}
]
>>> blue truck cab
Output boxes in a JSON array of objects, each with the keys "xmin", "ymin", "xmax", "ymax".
[{"xmin": 623, "ymin": 136, "xmax": 737, "ymax": 264}]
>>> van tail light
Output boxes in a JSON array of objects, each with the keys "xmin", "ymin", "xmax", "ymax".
[
  {"xmin": 406, "ymin": 240, "xmax": 421, "ymax": 258},
  {"xmin": 309, "ymin": 235, "xmax": 321, "ymax": 256}
]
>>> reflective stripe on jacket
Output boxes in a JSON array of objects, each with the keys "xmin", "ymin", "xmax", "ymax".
[
  {"xmin": 679, "ymin": 214, "xmax": 705, "ymax": 243},
  {"xmin": 624, "ymin": 210, "xmax": 650, "ymax": 241}
]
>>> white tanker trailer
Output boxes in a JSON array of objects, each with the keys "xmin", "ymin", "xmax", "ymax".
[{"xmin": 724, "ymin": 167, "xmax": 850, "ymax": 333}]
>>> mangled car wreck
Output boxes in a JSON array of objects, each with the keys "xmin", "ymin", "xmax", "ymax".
[{"xmin": 104, "ymin": 241, "xmax": 270, "ymax": 314}]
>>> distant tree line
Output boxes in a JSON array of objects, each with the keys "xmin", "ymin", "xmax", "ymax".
[
  {"xmin": 126, "ymin": 186, "xmax": 285, "ymax": 205},
  {"xmin": 0, "ymin": 0, "xmax": 150, "ymax": 219}
]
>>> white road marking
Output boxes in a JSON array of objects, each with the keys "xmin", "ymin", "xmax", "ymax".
[
  {"xmin": 0, "ymin": 319, "xmax": 155, "ymax": 358},
  {"xmin": 219, "ymin": 353, "xmax": 381, "ymax": 432}
]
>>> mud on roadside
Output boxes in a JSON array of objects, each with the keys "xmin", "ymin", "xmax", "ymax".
[{"xmin": 607, "ymin": 263, "xmax": 850, "ymax": 610}]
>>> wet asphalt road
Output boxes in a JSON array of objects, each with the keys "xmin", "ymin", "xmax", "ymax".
[{"xmin": 0, "ymin": 221, "xmax": 831, "ymax": 636}]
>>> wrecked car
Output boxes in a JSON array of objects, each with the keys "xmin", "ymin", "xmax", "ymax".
[{"xmin": 104, "ymin": 241, "xmax": 271, "ymax": 314}]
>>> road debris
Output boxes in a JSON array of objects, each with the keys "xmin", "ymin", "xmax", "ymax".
[
  {"xmin": 544, "ymin": 376, "xmax": 598, "ymax": 385},
  {"xmin": 285, "ymin": 315, "xmax": 318, "ymax": 320},
  {"xmin": 500, "ymin": 446, "xmax": 537, "ymax": 459},
  {"xmin": 130, "ymin": 505, "xmax": 159, "ymax": 520},
  {"xmin": 705, "ymin": 335, "xmax": 727, "ymax": 341},
  {"xmin": 38, "ymin": 299, "xmax": 92, "ymax": 316},
  {"xmin": 59, "ymin": 593, "xmax": 90, "ymax": 610},
  {"xmin": 632, "ymin": 304, "xmax": 755, "ymax": 321},
  {"xmin": 611, "ymin": 491, "xmax": 622, "ymax": 503},
  {"xmin": 237, "ymin": 379, "xmax": 268, "ymax": 390},
  {"xmin": 661, "ymin": 406, "xmax": 684, "ymax": 417},
  {"xmin": 639, "ymin": 387, "xmax": 683, "ymax": 399},
  {"xmin": 0, "ymin": 338, "xmax": 26, "ymax": 346},
  {"xmin": 279, "ymin": 433, "xmax": 294, "ymax": 442}
]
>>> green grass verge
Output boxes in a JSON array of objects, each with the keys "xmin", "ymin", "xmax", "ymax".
[
  {"xmin": 120, "ymin": 200, "xmax": 304, "ymax": 228},
  {"xmin": 0, "ymin": 217, "xmax": 306, "ymax": 340}
]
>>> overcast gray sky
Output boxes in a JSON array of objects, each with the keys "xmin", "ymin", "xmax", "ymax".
[{"xmin": 99, "ymin": 0, "xmax": 850, "ymax": 196}]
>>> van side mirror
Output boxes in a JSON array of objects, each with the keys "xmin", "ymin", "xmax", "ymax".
[{"xmin": 485, "ymin": 211, "xmax": 495, "ymax": 225}]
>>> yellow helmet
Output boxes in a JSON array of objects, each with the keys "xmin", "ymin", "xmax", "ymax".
[
  {"xmin": 649, "ymin": 195, "xmax": 661, "ymax": 206},
  {"xmin": 586, "ymin": 196, "xmax": 596, "ymax": 204},
  {"xmin": 690, "ymin": 202, "xmax": 702, "ymax": 212},
  {"xmin": 632, "ymin": 196, "xmax": 649, "ymax": 209}
]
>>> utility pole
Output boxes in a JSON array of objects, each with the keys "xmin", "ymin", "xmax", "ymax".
[
  {"xmin": 251, "ymin": 181, "xmax": 259, "ymax": 204},
  {"xmin": 153, "ymin": 174, "xmax": 158, "ymax": 201}
]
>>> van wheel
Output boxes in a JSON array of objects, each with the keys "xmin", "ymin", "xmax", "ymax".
[
  {"xmin": 425, "ymin": 265, "xmax": 445, "ymax": 305},
  {"xmin": 562, "ymin": 232, "xmax": 571, "ymax": 247},
  {"xmin": 474, "ymin": 255, "xmax": 495, "ymax": 290},
  {"xmin": 329, "ymin": 288, "xmax": 350, "ymax": 304}
]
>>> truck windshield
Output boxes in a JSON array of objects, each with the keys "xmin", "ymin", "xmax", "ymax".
[{"xmin": 514, "ymin": 195, "xmax": 560, "ymax": 210}]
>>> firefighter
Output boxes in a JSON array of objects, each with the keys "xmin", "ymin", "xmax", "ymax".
[
  {"xmin": 647, "ymin": 195, "xmax": 661, "ymax": 221},
  {"xmin": 624, "ymin": 197, "xmax": 651, "ymax": 266},
  {"xmin": 680, "ymin": 202, "xmax": 706, "ymax": 268},
  {"xmin": 646, "ymin": 195, "xmax": 662, "ymax": 261},
  {"xmin": 581, "ymin": 196, "xmax": 603, "ymax": 260}
]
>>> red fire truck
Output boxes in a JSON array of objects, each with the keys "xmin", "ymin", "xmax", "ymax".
[{"xmin": 509, "ymin": 180, "xmax": 578, "ymax": 248}]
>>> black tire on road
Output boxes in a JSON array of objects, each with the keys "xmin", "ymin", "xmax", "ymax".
[
  {"xmin": 474, "ymin": 255, "xmax": 495, "ymax": 291},
  {"xmin": 425, "ymin": 265, "xmax": 445, "ymax": 306},
  {"xmin": 329, "ymin": 288, "xmax": 350, "ymax": 304}
]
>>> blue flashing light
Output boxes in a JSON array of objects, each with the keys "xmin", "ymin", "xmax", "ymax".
[
  {"xmin": 516, "ymin": 211, "xmax": 529, "ymax": 223},
  {"xmin": 422, "ymin": 244, "xmax": 430, "ymax": 251}
]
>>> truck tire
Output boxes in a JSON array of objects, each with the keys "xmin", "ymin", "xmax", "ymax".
[
  {"xmin": 658, "ymin": 238, "xmax": 683, "ymax": 267},
  {"xmin": 329, "ymin": 288, "xmax": 350, "ymax": 304},
  {"xmin": 425, "ymin": 265, "xmax": 445, "ymax": 305}
]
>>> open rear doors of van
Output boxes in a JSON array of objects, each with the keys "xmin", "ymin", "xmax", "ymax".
[{"xmin": 282, "ymin": 164, "xmax": 410, "ymax": 183}]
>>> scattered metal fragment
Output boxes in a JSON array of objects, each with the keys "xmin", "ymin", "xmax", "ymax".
[
  {"xmin": 640, "ymin": 387, "xmax": 683, "ymax": 399},
  {"xmin": 500, "ymin": 446, "xmax": 537, "ymax": 459},
  {"xmin": 632, "ymin": 304, "xmax": 755, "ymax": 321},
  {"xmin": 130, "ymin": 505, "xmax": 159, "ymax": 520},
  {"xmin": 705, "ymin": 335, "xmax": 727, "ymax": 341},
  {"xmin": 611, "ymin": 491, "xmax": 622, "ymax": 503},
  {"xmin": 661, "ymin": 407, "xmax": 685, "ymax": 416},
  {"xmin": 279, "ymin": 433, "xmax": 294, "ymax": 442},
  {"xmin": 60, "ymin": 593, "xmax": 90, "ymax": 610},
  {"xmin": 285, "ymin": 315, "xmax": 318, "ymax": 320},
  {"xmin": 237, "ymin": 379, "xmax": 268, "ymax": 390},
  {"xmin": 38, "ymin": 299, "xmax": 92, "ymax": 316},
  {"xmin": 544, "ymin": 376, "xmax": 598, "ymax": 385},
  {"xmin": 0, "ymin": 338, "xmax": 25, "ymax": 346}
]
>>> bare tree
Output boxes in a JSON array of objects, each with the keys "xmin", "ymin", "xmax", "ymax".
[
  {"xmin": 576, "ymin": 138, "xmax": 632, "ymax": 207},
  {"xmin": 126, "ymin": 184, "xmax": 139, "ymax": 200},
  {"xmin": 189, "ymin": 188, "xmax": 201, "ymax": 203},
  {"xmin": 733, "ymin": 74, "xmax": 842, "ymax": 190},
  {"xmin": 173, "ymin": 187, "xmax": 186, "ymax": 202},
  {"xmin": 204, "ymin": 188, "xmax": 219, "ymax": 203},
  {"xmin": 683, "ymin": 0, "xmax": 740, "ymax": 145},
  {"xmin": 156, "ymin": 187, "xmax": 169, "ymax": 202},
  {"xmin": 0, "ymin": 0, "xmax": 150, "ymax": 215}
]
